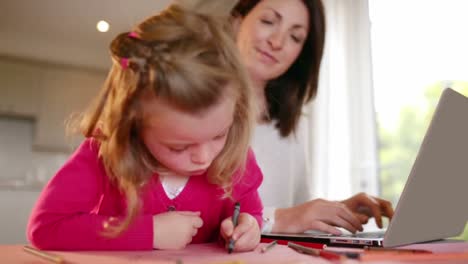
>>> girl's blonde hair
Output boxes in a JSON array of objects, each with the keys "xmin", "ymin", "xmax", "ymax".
[{"xmin": 76, "ymin": 4, "xmax": 254, "ymax": 236}]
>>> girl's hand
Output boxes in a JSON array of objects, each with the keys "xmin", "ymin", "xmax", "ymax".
[
  {"xmin": 153, "ymin": 211, "xmax": 203, "ymax": 249},
  {"xmin": 220, "ymin": 212, "xmax": 260, "ymax": 252}
]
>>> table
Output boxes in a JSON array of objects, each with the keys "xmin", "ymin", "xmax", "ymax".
[{"xmin": 2, "ymin": 241, "xmax": 468, "ymax": 264}]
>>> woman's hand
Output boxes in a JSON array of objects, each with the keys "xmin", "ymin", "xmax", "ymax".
[
  {"xmin": 220, "ymin": 212, "xmax": 260, "ymax": 252},
  {"xmin": 273, "ymin": 199, "xmax": 363, "ymax": 234},
  {"xmin": 272, "ymin": 193, "xmax": 394, "ymax": 235},
  {"xmin": 341, "ymin": 192, "xmax": 394, "ymax": 228},
  {"xmin": 153, "ymin": 211, "xmax": 203, "ymax": 249}
]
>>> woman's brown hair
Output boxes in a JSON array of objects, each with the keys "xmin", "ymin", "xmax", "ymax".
[{"xmin": 233, "ymin": 0, "xmax": 326, "ymax": 137}]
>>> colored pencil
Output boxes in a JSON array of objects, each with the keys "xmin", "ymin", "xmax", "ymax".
[
  {"xmin": 261, "ymin": 237, "xmax": 326, "ymax": 249},
  {"xmin": 261, "ymin": 240, "xmax": 278, "ymax": 253},
  {"xmin": 288, "ymin": 242, "xmax": 343, "ymax": 261},
  {"xmin": 23, "ymin": 245, "xmax": 64, "ymax": 263}
]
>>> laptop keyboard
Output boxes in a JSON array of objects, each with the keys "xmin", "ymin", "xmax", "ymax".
[{"xmin": 345, "ymin": 231, "xmax": 385, "ymax": 238}]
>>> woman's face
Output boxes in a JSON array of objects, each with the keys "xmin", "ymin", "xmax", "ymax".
[{"xmin": 236, "ymin": 0, "xmax": 309, "ymax": 84}]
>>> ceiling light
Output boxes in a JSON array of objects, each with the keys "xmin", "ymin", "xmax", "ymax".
[{"xmin": 96, "ymin": 20, "xmax": 110, "ymax": 33}]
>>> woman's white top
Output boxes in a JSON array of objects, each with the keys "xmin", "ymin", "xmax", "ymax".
[{"xmin": 251, "ymin": 120, "xmax": 311, "ymax": 232}]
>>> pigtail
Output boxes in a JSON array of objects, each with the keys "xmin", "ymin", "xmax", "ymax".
[
  {"xmin": 78, "ymin": 32, "xmax": 158, "ymax": 237},
  {"xmin": 110, "ymin": 32, "xmax": 149, "ymax": 72}
]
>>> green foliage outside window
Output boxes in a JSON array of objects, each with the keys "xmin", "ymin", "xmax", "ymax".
[{"xmin": 378, "ymin": 81, "xmax": 468, "ymax": 241}]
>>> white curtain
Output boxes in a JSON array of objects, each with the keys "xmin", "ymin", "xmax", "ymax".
[
  {"xmin": 252, "ymin": 0, "xmax": 379, "ymax": 208},
  {"xmin": 305, "ymin": 0, "xmax": 379, "ymax": 200}
]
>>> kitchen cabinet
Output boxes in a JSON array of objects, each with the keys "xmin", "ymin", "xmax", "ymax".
[
  {"xmin": 0, "ymin": 57, "xmax": 106, "ymax": 152},
  {"xmin": 0, "ymin": 58, "xmax": 43, "ymax": 117},
  {"xmin": 33, "ymin": 66, "xmax": 105, "ymax": 152}
]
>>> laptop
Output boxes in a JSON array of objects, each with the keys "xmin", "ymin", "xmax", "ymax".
[{"xmin": 263, "ymin": 88, "xmax": 468, "ymax": 248}]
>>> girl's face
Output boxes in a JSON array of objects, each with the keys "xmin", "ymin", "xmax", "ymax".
[
  {"xmin": 236, "ymin": 0, "xmax": 309, "ymax": 84},
  {"xmin": 141, "ymin": 92, "xmax": 235, "ymax": 177}
]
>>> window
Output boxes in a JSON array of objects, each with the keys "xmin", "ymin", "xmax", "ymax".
[{"xmin": 369, "ymin": 0, "xmax": 468, "ymax": 240}]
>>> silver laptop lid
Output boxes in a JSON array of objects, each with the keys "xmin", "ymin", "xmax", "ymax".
[
  {"xmin": 261, "ymin": 89, "xmax": 468, "ymax": 248},
  {"xmin": 383, "ymin": 88, "xmax": 468, "ymax": 247}
]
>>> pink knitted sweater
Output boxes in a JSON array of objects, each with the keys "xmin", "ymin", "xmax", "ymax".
[{"xmin": 27, "ymin": 139, "xmax": 263, "ymax": 250}]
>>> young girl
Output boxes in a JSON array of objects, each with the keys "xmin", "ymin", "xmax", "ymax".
[{"xmin": 27, "ymin": 1, "xmax": 263, "ymax": 251}]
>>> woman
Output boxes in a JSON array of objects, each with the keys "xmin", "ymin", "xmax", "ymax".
[{"xmin": 233, "ymin": 0, "xmax": 394, "ymax": 235}]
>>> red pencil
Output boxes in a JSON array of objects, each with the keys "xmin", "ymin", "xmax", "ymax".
[
  {"xmin": 287, "ymin": 242, "xmax": 343, "ymax": 261},
  {"xmin": 261, "ymin": 237, "xmax": 326, "ymax": 249}
]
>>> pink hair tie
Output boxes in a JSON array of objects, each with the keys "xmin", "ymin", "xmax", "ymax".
[
  {"xmin": 120, "ymin": 58, "xmax": 130, "ymax": 69},
  {"xmin": 128, "ymin": 32, "xmax": 139, "ymax": 39}
]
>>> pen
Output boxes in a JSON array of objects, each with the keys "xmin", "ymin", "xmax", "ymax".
[
  {"xmin": 288, "ymin": 242, "xmax": 343, "ymax": 261},
  {"xmin": 228, "ymin": 202, "xmax": 240, "ymax": 254},
  {"xmin": 23, "ymin": 245, "xmax": 64, "ymax": 264},
  {"xmin": 260, "ymin": 240, "xmax": 278, "ymax": 253}
]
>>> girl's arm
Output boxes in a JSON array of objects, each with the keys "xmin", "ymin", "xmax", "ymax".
[
  {"xmin": 27, "ymin": 139, "xmax": 154, "ymax": 250},
  {"xmin": 28, "ymin": 210, "xmax": 154, "ymax": 250}
]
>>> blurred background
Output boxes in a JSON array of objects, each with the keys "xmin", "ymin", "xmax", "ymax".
[
  {"xmin": 0, "ymin": 0, "xmax": 171, "ymax": 243},
  {"xmin": 0, "ymin": 0, "xmax": 467, "ymax": 244}
]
